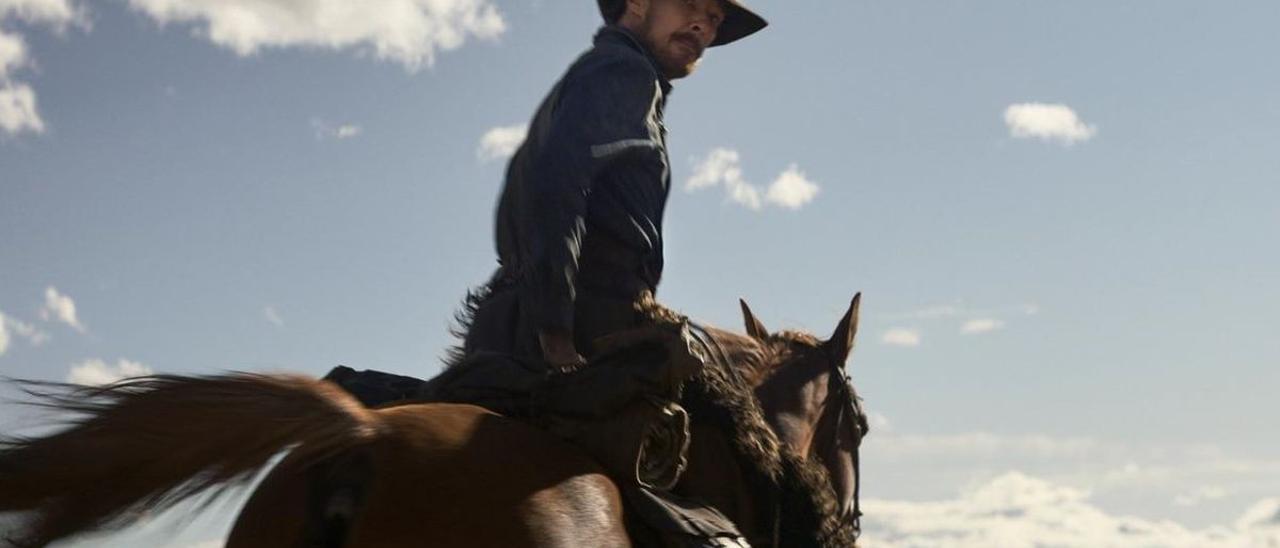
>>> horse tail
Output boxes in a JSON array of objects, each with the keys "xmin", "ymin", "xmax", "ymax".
[{"xmin": 0, "ymin": 373, "xmax": 384, "ymax": 547}]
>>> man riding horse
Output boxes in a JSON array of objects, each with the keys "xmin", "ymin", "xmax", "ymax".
[
  {"xmin": 462, "ymin": 0, "xmax": 767, "ymax": 370},
  {"xmin": 0, "ymin": 5, "xmax": 870, "ymax": 546},
  {"xmin": 328, "ymin": 1, "xmax": 779, "ymax": 544}
]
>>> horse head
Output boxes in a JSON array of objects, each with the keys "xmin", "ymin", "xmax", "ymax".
[{"xmin": 740, "ymin": 293, "xmax": 869, "ymax": 526}]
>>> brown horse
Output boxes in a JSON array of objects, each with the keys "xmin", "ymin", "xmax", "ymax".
[{"xmin": 0, "ymin": 295, "xmax": 867, "ymax": 548}]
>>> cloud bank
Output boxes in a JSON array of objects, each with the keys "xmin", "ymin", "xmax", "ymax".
[
  {"xmin": 862, "ymin": 472, "xmax": 1280, "ymax": 547},
  {"xmin": 125, "ymin": 0, "xmax": 506, "ymax": 71}
]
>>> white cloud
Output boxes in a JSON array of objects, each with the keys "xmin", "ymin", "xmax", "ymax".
[
  {"xmin": 0, "ymin": 311, "xmax": 51, "ymax": 350},
  {"xmin": 0, "ymin": 27, "xmax": 28, "ymax": 77},
  {"xmin": 0, "ymin": 0, "xmax": 86, "ymax": 136},
  {"xmin": 67, "ymin": 358, "xmax": 153, "ymax": 386},
  {"xmin": 263, "ymin": 305, "xmax": 283, "ymax": 327},
  {"xmin": 764, "ymin": 164, "xmax": 820, "ymax": 210},
  {"xmin": 0, "ymin": 0, "xmax": 85, "ymax": 28},
  {"xmin": 881, "ymin": 328, "xmax": 921, "ymax": 347},
  {"xmin": 311, "ymin": 118, "xmax": 362, "ymax": 140},
  {"xmin": 125, "ymin": 0, "xmax": 506, "ymax": 71},
  {"xmin": 1004, "ymin": 102, "xmax": 1097, "ymax": 145},
  {"xmin": 335, "ymin": 124, "xmax": 360, "ymax": 139},
  {"xmin": 0, "ymin": 83, "xmax": 43, "ymax": 134},
  {"xmin": 0, "ymin": 314, "xmax": 8, "ymax": 356},
  {"xmin": 862, "ymin": 472, "xmax": 1280, "ymax": 548},
  {"xmin": 39, "ymin": 285, "xmax": 84, "ymax": 332},
  {"xmin": 476, "ymin": 123, "xmax": 526, "ymax": 162},
  {"xmin": 1238, "ymin": 498, "xmax": 1280, "ymax": 532},
  {"xmin": 686, "ymin": 147, "xmax": 741, "ymax": 191},
  {"xmin": 960, "ymin": 318, "xmax": 1005, "ymax": 334},
  {"xmin": 686, "ymin": 148, "xmax": 819, "ymax": 211},
  {"xmin": 868, "ymin": 411, "xmax": 893, "ymax": 433}
]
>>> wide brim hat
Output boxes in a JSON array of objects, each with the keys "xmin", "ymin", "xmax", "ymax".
[{"xmin": 597, "ymin": 0, "xmax": 768, "ymax": 47}]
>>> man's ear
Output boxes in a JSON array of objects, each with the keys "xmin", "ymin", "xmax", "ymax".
[{"xmin": 625, "ymin": 0, "xmax": 650, "ymax": 19}]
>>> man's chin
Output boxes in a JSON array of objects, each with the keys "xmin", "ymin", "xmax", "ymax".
[{"xmin": 662, "ymin": 59, "xmax": 700, "ymax": 80}]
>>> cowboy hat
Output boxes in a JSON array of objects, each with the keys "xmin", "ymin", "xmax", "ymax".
[{"xmin": 596, "ymin": 0, "xmax": 767, "ymax": 47}]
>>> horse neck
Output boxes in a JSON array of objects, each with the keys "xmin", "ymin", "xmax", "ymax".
[{"xmin": 699, "ymin": 326, "xmax": 779, "ymax": 389}]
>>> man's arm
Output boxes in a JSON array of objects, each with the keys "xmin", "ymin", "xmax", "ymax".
[{"xmin": 522, "ymin": 54, "xmax": 666, "ymax": 367}]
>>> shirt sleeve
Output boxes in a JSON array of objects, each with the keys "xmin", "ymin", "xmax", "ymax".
[{"xmin": 522, "ymin": 54, "xmax": 666, "ymax": 334}]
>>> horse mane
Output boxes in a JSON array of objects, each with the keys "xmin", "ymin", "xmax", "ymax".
[
  {"xmin": 636, "ymin": 303, "xmax": 857, "ymax": 547},
  {"xmin": 443, "ymin": 282, "xmax": 494, "ymax": 369}
]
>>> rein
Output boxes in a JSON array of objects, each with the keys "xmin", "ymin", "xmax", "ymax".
[{"xmin": 825, "ymin": 362, "xmax": 867, "ymax": 539}]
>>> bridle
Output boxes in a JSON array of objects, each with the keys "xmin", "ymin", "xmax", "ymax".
[{"xmin": 819, "ymin": 351, "xmax": 869, "ymax": 539}]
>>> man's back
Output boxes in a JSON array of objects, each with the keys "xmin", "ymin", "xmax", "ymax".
[{"xmin": 478, "ymin": 26, "xmax": 675, "ymax": 360}]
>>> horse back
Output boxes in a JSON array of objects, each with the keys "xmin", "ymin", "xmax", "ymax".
[{"xmin": 227, "ymin": 403, "xmax": 629, "ymax": 548}]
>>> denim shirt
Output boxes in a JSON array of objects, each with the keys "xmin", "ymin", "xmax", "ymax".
[{"xmin": 493, "ymin": 25, "xmax": 673, "ymax": 333}]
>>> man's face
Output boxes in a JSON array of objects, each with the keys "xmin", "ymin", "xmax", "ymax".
[{"xmin": 626, "ymin": 0, "xmax": 725, "ymax": 79}]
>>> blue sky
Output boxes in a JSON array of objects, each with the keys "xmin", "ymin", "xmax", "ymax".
[{"xmin": 2, "ymin": 0, "xmax": 1279, "ymax": 545}]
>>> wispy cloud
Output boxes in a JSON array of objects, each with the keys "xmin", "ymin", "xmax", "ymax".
[
  {"xmin": 1, "ymin": 310, "xmax": 53, "ymax": 355},
  {"xmin": 0, "ymin": 83, "xmax": 43, "ymax": 135},
  {"xmin": 125, "ymin": 0, "xmax": 506, "ymax": 71},
  {"xmin": 39, "ymin": 286, "xmax": 85, "ymax": 332},
  {"xmin": 1, "ymin": 311, "xmax": 51, "ymax": 350},
  {"xmin": 311, "ymin": 118, "xmax": 362, "ymax": 140},
  {"xmin": 1004, "ymin": 102, "xmax": 1097, "ymax": 145},
  {"xmin": 961, "ymin": 317, "xmax": 1005, "ymax": 335},
  {"xmin": 0, "ymin": 0, "xmax": 88, "ymax": 136},
  {"xmin": 686, "ymin": 148, "xmax": 821, "ymax": 211},
  {"xmin": 476, "ymin": 123, "xmax": 527, "ymax": 163},
  {"xmin": 263, "ymin": 305, "xmax": 284, "ymax": 327},
  {"xmin": 67, "ymin": 358, "xmax": 153, "ymax": 386},
  {"xmin": 881, "ymin": 328, "xmax": 921, "ymax": 348},
  {"xmin": 1174, "ymin": 486, "xmax": 1229, "ymax": 508},
  {"xmin": 862, "ymin": 472, "xmax": 1280, "ymax": 547},
  {"xmin": 887, "ymin": 302, "xmax": 1036, "ymax": 340}
]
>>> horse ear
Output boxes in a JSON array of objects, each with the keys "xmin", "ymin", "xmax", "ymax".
[
  {"xmin": 739, "ymin": 298, "xmax": 769, "ymax": 340},
  {"xmin": 825, "ymin": 293, "xmax": 862, "ymax": 366}
]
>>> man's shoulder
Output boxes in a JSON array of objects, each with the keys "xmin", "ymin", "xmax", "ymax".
[{"xmin": 565, "ymin": 41, "xmax": 660, "ymax": 88}]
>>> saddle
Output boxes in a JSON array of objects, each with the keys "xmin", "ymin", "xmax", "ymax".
[{"xmin": 323, "ymin": 323, "xmax": 750, "ymax": 547}]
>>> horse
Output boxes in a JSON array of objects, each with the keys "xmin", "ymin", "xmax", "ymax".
[{"xmin": 0, "ymin": 295, "xmax": 868, "ymax": 547}]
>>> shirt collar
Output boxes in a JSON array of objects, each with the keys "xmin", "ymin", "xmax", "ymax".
[{"xmin": 594, "ymin": 25, "xmax": 673, "ymax": 94}]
